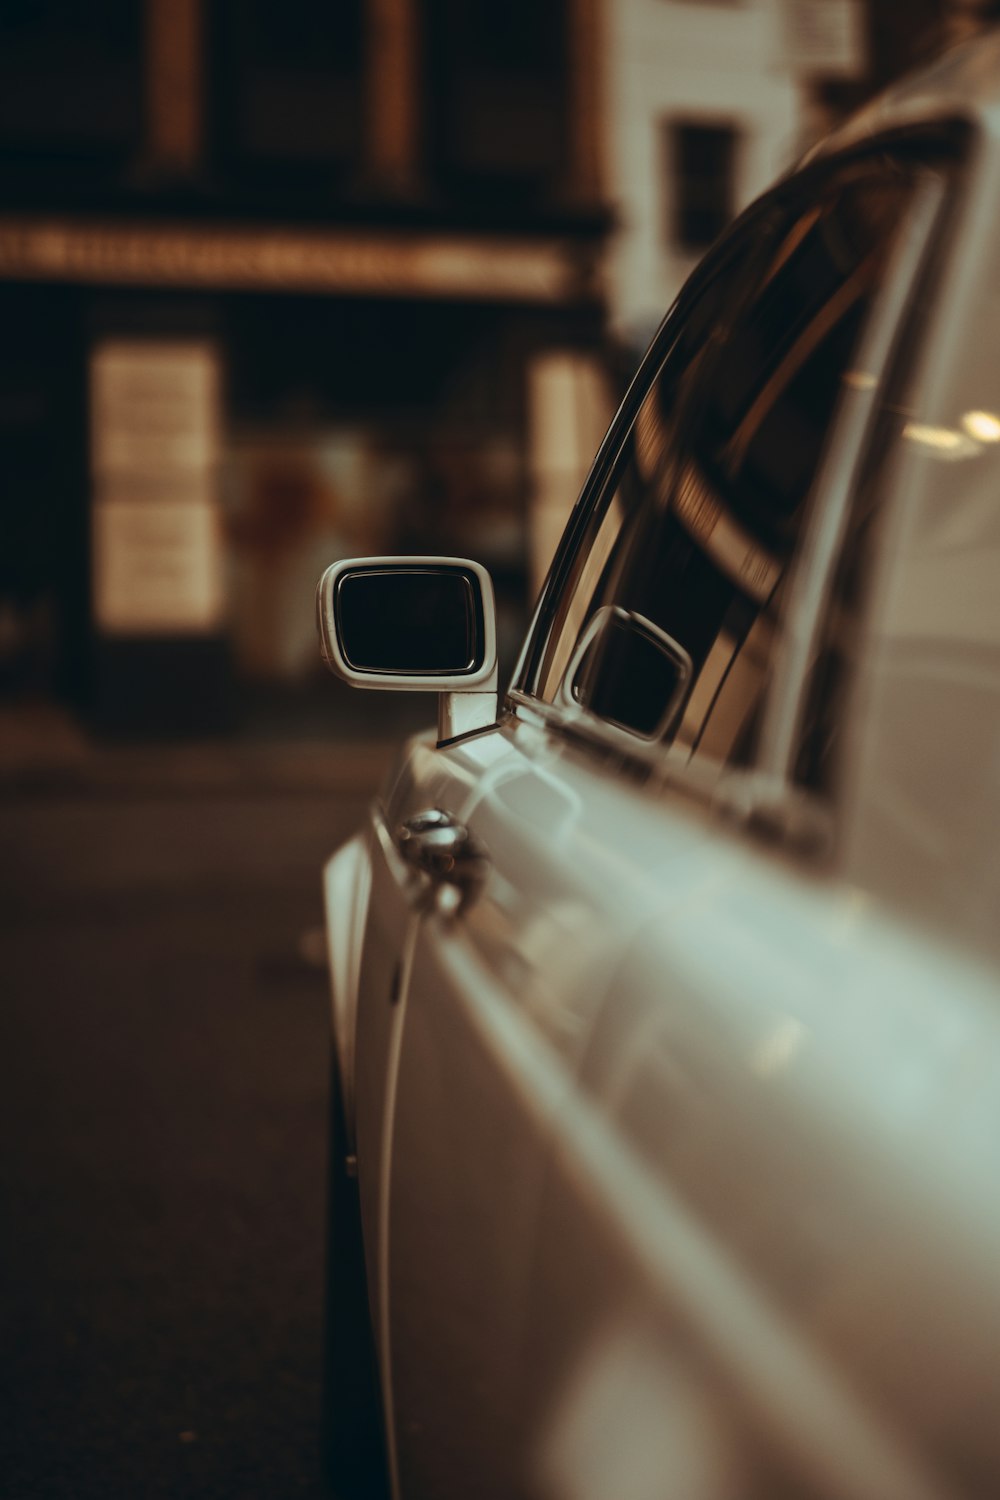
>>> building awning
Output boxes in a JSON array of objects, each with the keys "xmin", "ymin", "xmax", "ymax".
[{"xmin": 0, "ymin": 217, "xmax": 601, "ymax": 304}]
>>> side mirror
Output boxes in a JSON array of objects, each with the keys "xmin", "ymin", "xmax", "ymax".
[{"xmin": 317, "ymin": 556, "xmax": 499, "ymax": 743}]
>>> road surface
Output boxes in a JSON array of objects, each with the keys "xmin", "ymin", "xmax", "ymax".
[{"xmin": 0, "ymin": 778, "xmax": 373, "ymax": 1499}]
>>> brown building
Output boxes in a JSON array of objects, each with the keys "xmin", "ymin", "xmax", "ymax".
[{"xmin": 0, "ymin": 0, "xmax": 609, "ymax": 734}]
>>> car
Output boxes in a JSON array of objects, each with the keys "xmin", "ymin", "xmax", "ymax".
[{"xmin": 315, "ymin": 34, "xmax": 1000, "ymax": 1500}]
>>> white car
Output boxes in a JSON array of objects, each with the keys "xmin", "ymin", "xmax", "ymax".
[{"xmin": 317, "ymin": 35, "xmax": 1000, "ymax": 1500}]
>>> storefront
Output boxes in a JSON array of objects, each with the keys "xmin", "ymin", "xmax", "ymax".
[{"xmin": 0, "ymin": 0, "xmax": 609, "ymax": 735}]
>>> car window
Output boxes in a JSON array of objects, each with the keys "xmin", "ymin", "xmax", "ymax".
[{"xmin": 520, "ymin": 157, "xmax": 925, "ymax": 778}]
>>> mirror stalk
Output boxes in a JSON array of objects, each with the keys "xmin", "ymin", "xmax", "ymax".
[{"xmin": 437, "ymin": 673, "xmax": 499, "ymax": 745}]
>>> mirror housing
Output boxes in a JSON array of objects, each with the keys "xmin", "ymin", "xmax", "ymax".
[{"xmin": 317, "ymin": 556, "xmax": 499, "ymax": 743}]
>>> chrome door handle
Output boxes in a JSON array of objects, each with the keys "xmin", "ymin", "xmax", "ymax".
[{"xmin": 396, "ymin": 808, "xmax": 489, "ymax": 912}]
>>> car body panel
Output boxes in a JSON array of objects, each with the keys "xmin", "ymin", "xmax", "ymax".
[
  {"xmin": 362, "ymin": 716, "xmax": 715, "ymax": 1498},
  {"xmin": 323, "ymin": 828, "xmax": 373, "ymax": 1137},
  {"xmin": 521, "ymin": 799, "xmax": 1000, "ymax": 1499},
  {"xmin": 336, "ymin": 701, "xmax": 1000, "ymax": 1499}
]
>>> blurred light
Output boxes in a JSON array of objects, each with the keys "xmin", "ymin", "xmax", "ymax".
[
  {"xmin": 902, "ymin": 422, "xmax": 979, "ymax": 457},
  {"xmin": 843, "ymin": 370, "xmax": 877, "ymax": 391},
  {"xmin": 831, "ymin": 887, "xmax": 870, "ymax": 945},
  {"xmin": 538, "ymin": 1320, "xmax": 739, "ymax": 1500},
  {"xmin": 750, "ymin": 1017, "xmax": 804, "ymax": 1079},
  {"xmin": 903, "ymin": 422, "xmax": 962, "ymax": 450},
  {"xmin": 961, "ymin": 410, "xmax": 1000, "ymax": 443}
]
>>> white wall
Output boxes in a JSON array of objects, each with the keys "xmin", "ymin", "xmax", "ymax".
[{"xmin": 604, "ymin": 0, "xmax": 804, "ymax": 348}]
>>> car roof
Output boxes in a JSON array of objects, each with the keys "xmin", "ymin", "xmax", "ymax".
[{"xmin": 807, "ymin": 27, "xmax": 1000, "ymax": 162}]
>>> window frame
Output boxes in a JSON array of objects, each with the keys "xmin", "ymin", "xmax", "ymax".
[
  {"xmin": 666, "ymin": 116, "xmax": 740, "ymax": 255},
  {"xmin": 507, "ymin": 123, "xmax": 967, "ymax": 840}
]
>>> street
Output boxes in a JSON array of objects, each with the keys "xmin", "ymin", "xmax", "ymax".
[{"xmin": 0, "ymin": 773, "xmax": 377, "ymax": 1498}]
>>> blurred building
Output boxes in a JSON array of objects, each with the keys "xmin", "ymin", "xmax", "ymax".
[
  {"xmin": 0, "ymin": 0, "xmax": 986, "ymax": 737},
  {"xmin": 0, "ymin": 0, "xmax": 609, "ymax": 733},
  {"xmin": 601, "ymin": 0, "xmax": 1000, "ymax": 347},
  {"xmin": 605, "ymin": 0, "xmax": 797, "ymax": 347}
]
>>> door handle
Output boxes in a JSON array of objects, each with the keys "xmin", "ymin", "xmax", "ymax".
[{"xmin": 396, "ymin": 808, "xmax": 489, "ymax": 913}]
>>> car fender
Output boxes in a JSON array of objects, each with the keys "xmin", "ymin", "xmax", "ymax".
[{"xmin": 323, "ymin": 825, "xmax": 374, "ymax": 1144}]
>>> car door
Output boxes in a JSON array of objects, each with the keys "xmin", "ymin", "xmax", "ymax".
[
  {"xmin": 366, "ymin": 716, "xmax": 722, "ymax": 1500},
  {"xmin": 364, "ymin": 141, "xmax": 951, "ymax": 1500}
]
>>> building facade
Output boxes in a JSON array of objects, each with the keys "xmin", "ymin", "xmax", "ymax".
[
  {"xmin": 601, "ymin": 0, "xmax": 873, "ymax": 348},
  {"xmin": 0, "ymin": 0, "xmax": 609, "ymax": 732}
]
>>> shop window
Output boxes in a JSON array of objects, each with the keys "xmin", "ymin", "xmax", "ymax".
[
  {"xmin": 0, "ymin": 0, "xmax": 141, "ymax": 162},
  {"xmin": 667, "ymin": 120, "xmax": 739, "ymax": 254},
  {"xmin": 424, "ymin": 0, "xmax": 570, "ymax": 200},
  {"xmin": 212, "ymin": 0, "xmax": 364, "ymax": 179}
]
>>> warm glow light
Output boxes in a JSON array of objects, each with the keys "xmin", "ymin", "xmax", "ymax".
[
  {"xmin": 962, "ymin": 410, "xmax": 1000, "ymax": 443},
  {"xmin": 750, "ymin": 1018, "xmax": 805, "ymax": 1079},
  {"xmin": 843, "ymin": 370, "xmax": 877, "ymax": 391},
  {"xmin": 903, "ymin": 422, "xmax": 967, "ymax": 452}
]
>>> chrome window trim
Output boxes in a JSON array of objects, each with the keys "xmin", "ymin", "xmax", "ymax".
[{"xmin": 506, "ymin": 685, "xmax": 785, "ymax": 845}]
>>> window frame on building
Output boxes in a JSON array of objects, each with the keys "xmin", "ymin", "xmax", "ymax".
[{"xmin": 665, "ymin": 116, "xmax": 741, "ymax": 255}]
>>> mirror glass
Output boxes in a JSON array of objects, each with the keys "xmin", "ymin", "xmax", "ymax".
[{"xmin": 336, "ymin": 566, "xmax": 483, "ymax": 674}]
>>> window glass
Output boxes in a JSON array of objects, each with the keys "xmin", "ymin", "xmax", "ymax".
[
  {"xmin": 425, "ymin": 0, "xmax": 569, "ymax": 191},
  {"xmin": 792, "ymin": 169, "xmax": 949, "ymax": 799},
  {"xmin": 668, "ymin": 120, "xmax": 738, "ymax": 254},
  {"xmin": 525, "ymin": 159, "xmax": 922, "ymax": 777}
]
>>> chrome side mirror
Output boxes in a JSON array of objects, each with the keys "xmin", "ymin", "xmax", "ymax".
[{"xmin": 317, "ymin": 556, "xmax": 499, "ymax": 743}]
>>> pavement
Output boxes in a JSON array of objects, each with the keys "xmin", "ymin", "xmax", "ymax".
[
  {"xmin": 0, "ymin": 704, "xmax": 399, "ymax": 1498},
  {"xmin": 0, "ymin": 702, "xmax": 399, "ymax": 800}
]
